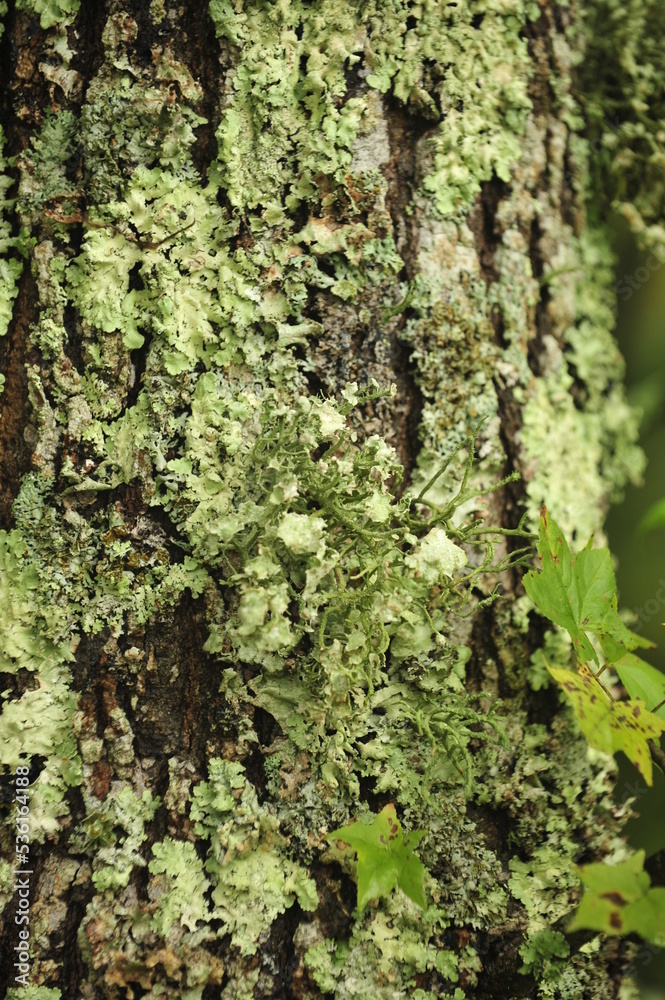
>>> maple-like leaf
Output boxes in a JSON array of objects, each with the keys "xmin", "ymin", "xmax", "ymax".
[
  {"xmin": 613, "ymin": 652, "xmax": 665, "ymax": 719},
  {"xmin": 548, "ymin": 663, "xmax": 665, "ymax": 785},
  {"xmin": 523, "ymin": 506, "xmax": 653, "ymax": 665},
  {"xmin": 328, "ymin": 803, "xmax": 427, "ymax": 910},
  {"xmin": 569, "ymin": 850, "xmax": 665, "ymax": 945}
]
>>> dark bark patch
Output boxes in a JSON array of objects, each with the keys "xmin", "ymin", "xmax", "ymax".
[
  {"xmin": 467, "ymin": 175, "xmax": 508, "ymax": 291},
  {"xmin": 493, "ymin": 377, "xmax": 529, "ymax": 537},
  {"xmin": 176, "ymin": 1, "xmax": 226, "ymax": 178},
  {"xmin": 62, "ymin": 303, "xmax": 85, "ymax": 375},
  {"xmin": 473, "ymin": 926, "xmax": 537, "ymax": 999},
  {"xmin": 254, "ymin": 904, "xmax": 304, "ymax": 999},
  {"xmin": 70, "ymin": 0, "xmax": 108, "ymax": 103},
  {"xmin": 309, "ymin": 863, "xmax": 356, "ymax": 941},
  {"xmin": 2, "ymin": 7, "xmax": 50, "ymax": 136},
  {"xmin": 0, "ymin": 267, "xmax": 37, "ymax": 527},
  {"xmin": 254, "ymin": 705, "xmax": 283, "ymax": 747},
  {"xmin": 242, "ymin": 742, "xmax": 269, "ymax": 801},
  {"xmin": 132, "ymin": 593, "xmax": 231, "ymax": 767},
  {"xmin": 521, "ymin": 9, "xmax": 556, "ymax": 123},
  {"xmin": 526, "ymin": 215, "xmax": 548, "ymax": 379},
  {"xmin": 383, "ymin": 98, "xmax": 431, "ymax": 264}
]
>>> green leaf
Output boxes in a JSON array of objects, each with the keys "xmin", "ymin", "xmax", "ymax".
[
  {"xmin": 523, "ymin": 507, "xmax": 652, "ymax": 667},
  {"xmin": 569, "ymin": 850, "xmax": 665, "ymax": 946},
  {"xmin": 638, "ymin": 497, "xmax": 665, "ymax": 537},
  {"xmin": 548, "ymin": 664, "xmax": 665, "ymax": 785},
  {"xmin": 614, "ymin": 653, "xmax": 665, "ymax": 719},
  {"xmin": 328, "ymin": 803, "xmax": 427, "ymax": 910}
]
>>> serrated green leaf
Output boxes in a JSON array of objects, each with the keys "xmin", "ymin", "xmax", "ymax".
[
  {"xmin": 548, "ymin": 664, "xmax": 665, "ymax": 785},
  {"xmin": 614, "ymin": 653, "xmax": 665, "ymax": 719},
  {"xmin": 524, "ymin": 506, "xmax": 652, "ymax": 666},
  {"xmin": 570, "ymin": 851, "xmax": 665, "ymax": 946},
  {"xmin": 328, "ymin": 803, "xmax": 427, "ymax": 910}
]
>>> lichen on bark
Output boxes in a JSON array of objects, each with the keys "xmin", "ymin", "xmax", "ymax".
[{"xmin": 0, "ymin": 1, "xmax": 655, "ymax": 998}]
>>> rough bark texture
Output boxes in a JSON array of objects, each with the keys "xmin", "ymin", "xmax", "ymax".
[{"xmin": 0, "ymin": 1, "xmax": 653, "ymax": 999}]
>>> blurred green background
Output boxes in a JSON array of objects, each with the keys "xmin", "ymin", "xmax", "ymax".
[{"xmin": 606, "ymin": 221, "xmax": 665, "ymax": 995}]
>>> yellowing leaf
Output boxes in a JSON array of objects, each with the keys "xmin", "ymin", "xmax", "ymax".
[
  {"xmin": 548, "ymin": 664, "xmax": 665, "ymax": 785},
  {"xmin": 328, "ymin": 803, "xmax": 426, "ymax": 910}
]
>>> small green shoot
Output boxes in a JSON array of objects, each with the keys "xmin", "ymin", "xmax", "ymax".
[
  {"xmin": 524, "ymin": 505, "xmax": 665, "ymax": 784},
  {"xmin": 328, "ymin": 804, "xmax": 427, "ymax": 911}
]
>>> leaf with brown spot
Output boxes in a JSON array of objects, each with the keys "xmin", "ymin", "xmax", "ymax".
[
  {"xmin": 548, "ymin": 664, "xmax": 665, "ymax": 785},
  {"xmin": 570, "ymin": 851, "xmax": 665, "ymax": 945}
]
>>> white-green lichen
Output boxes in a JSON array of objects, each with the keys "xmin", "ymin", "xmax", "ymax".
[
  {"xmin": 15, "ymin": 0, "xmax": 79, "ymax": 30},
  {"xmin": 305, "ymin": 896, "xmax": 459, "ymax": 999},
  {"xmin": 520, "ymin": 229, "xmax": 644, "ymax": 538},
  {"xmin": 0, "ymin": 531, "xmax": 81, "ymax": 840},
  {"xmin": 5, "ymin": 988, "xmax": 63, "ymax": 1000},
  {"xmin": 580, "ymin": 0, "xmax": 665, "ymax": 254},
  {"xmin": 86, "ymin": 786, "xmax": 161, "ymax": 893},
  {"xmin": 0, "ymin": 128, "xmax": 26, "ymax": 338},
  {"xmin": 149, "ymin": 759, "xmax": 318, "ymax": 953}
]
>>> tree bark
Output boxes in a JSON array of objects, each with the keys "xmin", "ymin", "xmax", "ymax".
[{"xmin": 0, "ymin": 2, "xmax": 648, "ymax": 998}]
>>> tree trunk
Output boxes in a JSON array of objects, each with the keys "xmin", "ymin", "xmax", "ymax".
[{"xmin": 0, "ymin": 1, "xmax": 648, "ymax": 998}]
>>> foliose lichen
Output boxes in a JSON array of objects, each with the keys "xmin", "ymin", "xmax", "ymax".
[
  {"xmin": 0, "ymin": 0, "xmax": 651, "ymax": 994},
  {"xmin": 579, "ymin": 0, "xmax": 665, "ymax": 254}
]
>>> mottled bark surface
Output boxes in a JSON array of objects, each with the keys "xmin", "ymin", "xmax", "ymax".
[{"xmin": 0, "ymin": 1, "xmax": 648, "ymax": 999}]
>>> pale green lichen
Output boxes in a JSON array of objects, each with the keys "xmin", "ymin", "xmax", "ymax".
[
  {"xmin": 5, "ymin": 988, "xmax": 63, "ymax": 1000},
  {"xmin": 208, "ymin": 0, "xmax": 365, "ymax": 214},
  {"xmin": 521, "ymin": 228, "xmax": 645, "ymax": 538},
  {"xmin": 148, "ymin": 838, "xmax": 211, "ymax": 936},
  {"xmin": 145, "ymin": 759, "xmax": 318, "ymax": 955},
  {"xmin": 0, "ymin": 0, "xmax": 650, "ymax": 994},
  {"xmin": 0, "ymin": 127, "xmax": 25, "ymax": 339},
  {"xmin": 83, "ymin": 786, "xmax": 161, "ymax": 892},
  {"xmin": 15, "ymin": 0, "xmax": 79, "ymax": 30},
  {"xmin": 305, "ymin": 896, "xmax": 459, "ymax": 999},
  {"xmin": 0, "ymin": 531, "xmax": 81, "ymax": 841},
  {"xmin": 580, "ymin": 0, "xmax": 665, "ymax": 253}
]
